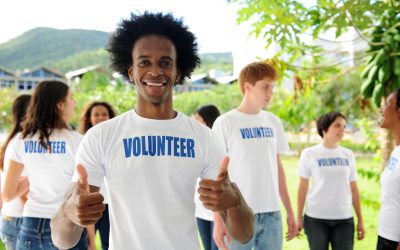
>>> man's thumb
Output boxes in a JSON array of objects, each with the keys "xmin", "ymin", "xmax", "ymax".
[
  {"xmin": 217, "ymin": 156, "xmax": 230, "ymax": 180},
  {"xmin": 76, "ymin": 164, "xmax": 89, "ymax": 192}
]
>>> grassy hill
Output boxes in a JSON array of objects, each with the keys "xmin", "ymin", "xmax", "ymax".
[
  {"xmin": 0, "ymin": 27, "xmax": 109, "ymax": 72},
  {"xmin": 0, "ymin": 27, "xmax": 232, "ymax": 74}
]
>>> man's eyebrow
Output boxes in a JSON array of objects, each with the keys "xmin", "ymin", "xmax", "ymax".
[
  {"xmin": 160, "ymin": 56, "xmax": 174, "ymax": 61},
  {"xmin": 135, "ymin": 55, "xmax": 174, "ymax": 61},
  {"xmin": 136, "ymin": 55, "xmax": 149, "ymax": 60}
]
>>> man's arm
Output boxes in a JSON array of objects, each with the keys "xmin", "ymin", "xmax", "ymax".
[
  {"xmin": 213, "ymin": 212, "xmax": 231, "ymax": 250},
  {"xmin": 198, "ymin": 156, "xmax": 254, "ymax": 245},
  {"xmin": 50, "ymin": 164, "xmax": 105, "ymax": 249},
  {"xmin": 277, "ymin": 155, "xmax": 297, "ymax": 241}
]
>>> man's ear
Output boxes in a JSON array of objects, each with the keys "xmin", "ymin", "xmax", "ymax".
[
  {"xmin": 128, "ymin": 66, "xmax": 134, "ymax": 83},
  {"xmin": 175, "ymin": 72, "xmax": 181, "ymax": 85},
  {"xmin": 243, "ymin": 82, "xmax": 252, "ymax": 93}
]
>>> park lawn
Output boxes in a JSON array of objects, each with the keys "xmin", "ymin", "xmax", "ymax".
[{"xmin": 281, "ymin": 155, "xmax": 381, "ymax": 250}]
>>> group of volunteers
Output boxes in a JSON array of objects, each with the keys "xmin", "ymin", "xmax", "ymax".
[
  {"xmin": 0, "ymin": 84, "xmax": 115, "ymax": 250},
  {"xmin": 0, "ymin": 11, "xmax": 398, "ymax": 250}
]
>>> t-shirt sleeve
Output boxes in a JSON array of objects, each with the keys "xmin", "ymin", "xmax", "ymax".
[
  {"xmin": 297, "ymin": 149, "xmax": 311, "ymax": 178},
  {"xmin": 72, "ymin": 128, "xmax": 105, "ymax": 187},
  {"xmin": 201, "ymin": 130, "xmax": 225, "ymax": 180},
  {"xmin": 212, "ymin": 117, "xmax": 228, "ymax": 154},
  {"xmin": 9, "ymin": 137, "xmax": 23, "ymax": 164},
  {"xmin": 273, "ymin": 116, "xmax": 290, "ymax": 154},
  {"xmin": 349, "ymin": 150, "xmax": 358, "ymax": 182}
]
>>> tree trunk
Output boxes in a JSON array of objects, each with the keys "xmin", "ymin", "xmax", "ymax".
[{"xmin": 380, "ymin": 127, "xmax": 394, "ymax": 170}]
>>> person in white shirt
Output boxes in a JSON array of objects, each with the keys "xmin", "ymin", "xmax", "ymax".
[
  {"xmin": 377, "ymin": 89, "xmax": 400, "ymax": 250},
  {"xmin": 50, "ymin": 12, "xmax": 254, "ymax": 250},
  {"xmin": 1, "ymin": 80, "xmax": 84, "ymax": 250},
  {"xmin": 0, "ymin": 94, "xmax": 31, "ymax": 250},
  {"xmin": 193, "ymin": 104, "xmax": 221, "ymax": 250},
  {"xmin": 297, "ymin": 111, "xmax": 364, "ymax": 250},
  {"xmin": 212, "ymin": 61, "xmax": 297, "ymax": 250},
  {"xmin": 79, "ymin": 101, "xmax": 116, "ymax": 250}
]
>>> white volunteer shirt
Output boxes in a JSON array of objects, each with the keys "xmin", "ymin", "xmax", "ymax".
[
  {"xmin": 74, "ymin": 110, "xmax": 224, "ymax": 250},
  {"xmin": 212, "ymin": 109, "xmax": 289, "ymax": 214},
  {"xmin": 194, "ymin": 177, "xmax": 213, "ymax": 221},
  {"xmin": 1, "ymin": 137, "xmax": 24, "ymax": 217},
  {"xmin": 297, "ymin": 144, "xmax": 357, "ymax": 220},
  {"xmin": 10, "ymin": 130, "xmax": 82, "ymax": 218},
  {"xmin": 378, "ymin": 146, "xmax": 400, "ymax": 242}
]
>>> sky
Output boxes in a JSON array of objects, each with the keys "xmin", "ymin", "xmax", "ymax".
[{"xmin": 0, "ymin": 0, "xmax": 256, "ymax": 53}]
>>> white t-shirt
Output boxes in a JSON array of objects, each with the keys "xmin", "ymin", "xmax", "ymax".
[
  {"xmin": 10, "ymin": 129, "xmax": 82, "ymax": 218},
  {"xmin": 1, "ymin": 137, "xmax": 24, "ymax": 217},
  {"xmin": 212, "ymin": 109, "xmax": 289, "ymax": 214},
  {"xmin": 297, "ymin": 144, "xmax": 357, "ymax": 220},
  {"xmin": 74, "ymin": 110, "xmax": 224, "ymax": 250},
  {"xmin": 378, "ymin": 146, "xmax": 400, "ymax": 242},
  {"xmin": 99, "ymin": 180, "xmax": 109, "ymax": 204},
  {"xmin": 194, "ymin": 177, "xmax": 213, "ymax": 221}
]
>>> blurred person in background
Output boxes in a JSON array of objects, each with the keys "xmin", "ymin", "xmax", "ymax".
[
  {"xmin": 193, "ymin": 104, "xmax": 221, "ymax": 250},
  {"xmin": 297, "ymin": 111, "xmax": 364, "ymax": 250},
  {"xmin": 376, "ymin": 89, "xmax": 400, "ymax": 250},
  {"xmin": 0, "ymin": 94, "xmax": 31, "ymax": 250},
  {"xmin": 79, "ymin": 101, "xmax": 116, "ymax": 250}
]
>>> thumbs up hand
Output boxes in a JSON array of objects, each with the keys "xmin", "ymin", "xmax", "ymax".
[
  {"xmin": 198, "ymin": 156, "xmax": 241, "ymax": 212},
  {"xmin": 76, "ymin": 164, "xmax": 90, "ymax": 193},
  {"xmin": 65, "ymin": 164, "xmax": 105, "ymax": 227}
]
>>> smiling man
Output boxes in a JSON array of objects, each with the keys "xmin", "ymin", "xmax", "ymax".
[{"xmin": 50, "ymin": 12, "xmax": 253, "ymax": 250}]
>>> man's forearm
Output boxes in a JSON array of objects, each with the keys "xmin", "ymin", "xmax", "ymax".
[
  {"xmin": 50, "ymin": 202, "xmax": 84, "ymax": 249},
  {"xmin": 221, "ymin": 184, "xmax": 254, "ymax": 243}
]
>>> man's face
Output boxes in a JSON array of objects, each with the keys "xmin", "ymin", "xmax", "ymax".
[
  {"xmin": 246, "ymin": 77, "xmax": 275, "ymax": 109},
  {"xmin": 128, "ymin": 35, "xmax": 179, "ymax": 105}
]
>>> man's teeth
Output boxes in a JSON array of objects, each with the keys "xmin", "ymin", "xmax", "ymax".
[{"xmin": 146, "ymin": 82, "xmax": 164, "ymax": 86}]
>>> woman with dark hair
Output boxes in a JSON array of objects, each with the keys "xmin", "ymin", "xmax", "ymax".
[
  {"xmin": 1, "ymin": 80, "xmax": 85, "ymax": 250},
  {"xmin": 0, "ymin": 94, "xmax": 31, "ymax": 250},
  {"xmin": 193, "ymin": 104, "xmax": 220, "ymax": 250},
  {"xmin": 79, "ymin": 101, "xmax": 116, "ymax": 135},
  {"xmin": 377, "ymin": 89, "xmax": 400, "ymax": 250},
  {"xmin": 194, "ymin": 105, "xmax": 220, "ymax": 129},
  {"xmin": 79, "ymin": 101, "xmax": 116, "ymax": 250},
  {"xmin": 296, "ymin": 111, "xmax": 364, "ymax": 250}
]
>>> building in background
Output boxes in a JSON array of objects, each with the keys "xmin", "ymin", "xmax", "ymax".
[{"xmin": 0, "ymin": 66, "xmax": 65, "ymax": 91}]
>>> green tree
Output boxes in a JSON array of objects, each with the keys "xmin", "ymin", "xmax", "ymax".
[{"xmin": 0, "ymin": 88, "xmax": 18, "ymax": 130}]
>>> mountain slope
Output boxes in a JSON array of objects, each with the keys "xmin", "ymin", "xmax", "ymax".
[
  {"xmin": 0, "ymin": 27, "xmax": 109, "ymax": 70},
  {"xmin": 0, "ymin": 28, "xmax": 232, "ymax": 74}
]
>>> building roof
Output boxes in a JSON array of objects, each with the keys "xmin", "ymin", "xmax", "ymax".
[
  {"xmin": 18, "ymin": 66, "xmax": 64, "ymax": 78},
  {"xmin": 65, "ymin": 65, "xmax": 110, "ymax": 79},
  {"xmin": 0, "ymin": 66, "xmax": 16, "ymax": 77}
]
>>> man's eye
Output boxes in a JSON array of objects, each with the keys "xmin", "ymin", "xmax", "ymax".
[
  {"xmin": 161, "ymin": 61, "xmax": 172, "ymax": 67},
  {"xmin": 139, "ymin": 60, "xmax": 150, "ymax": 66}
]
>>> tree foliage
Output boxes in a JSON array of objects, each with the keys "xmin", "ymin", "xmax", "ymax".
[
  {"xmin": 231, "ymin": 0, "xmax": 391, "ymax": 62},
  {"xmin": 360, "ymin": 8, "xmax": 400, "ymax": 107}
]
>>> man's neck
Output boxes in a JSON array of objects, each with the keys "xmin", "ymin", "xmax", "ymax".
[
  {"xmin": 135, "ymin": 99, "xmax": 176, "ymax": 120},
  {"xmin": 237, "ymin": 98, "xmax": 261, "ymax": 114}
]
